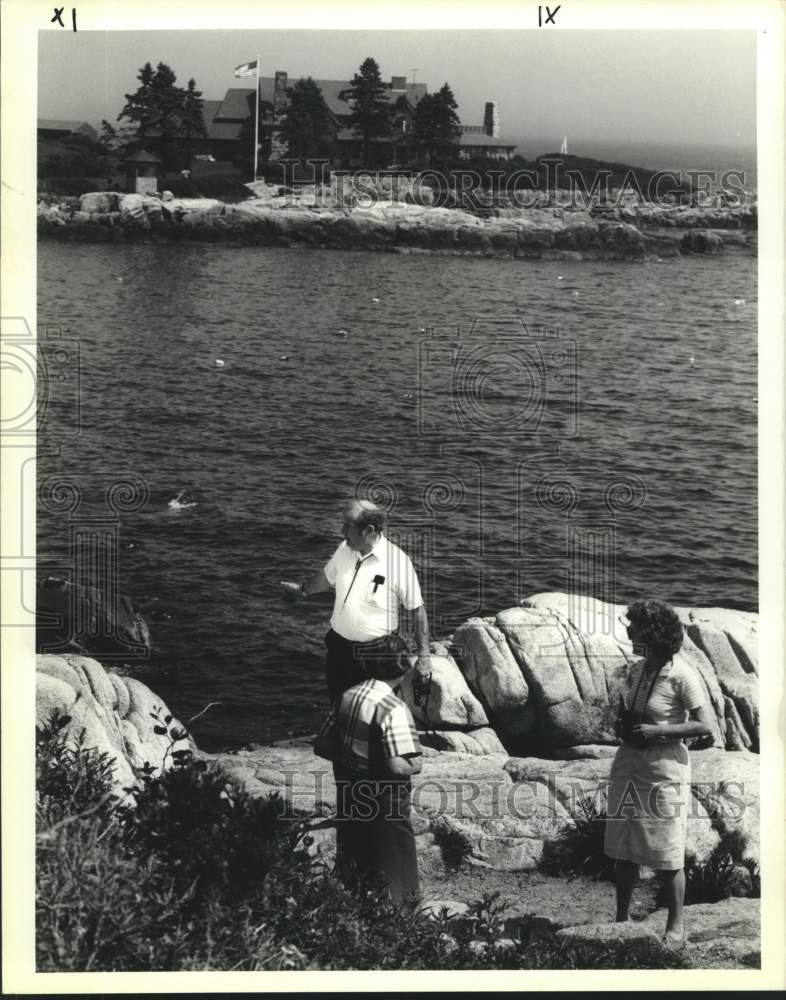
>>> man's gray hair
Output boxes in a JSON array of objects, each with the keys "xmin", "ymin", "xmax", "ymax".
[{"xmin": 346, "ymin": 498, "xmax": 387, "ymax": 534}]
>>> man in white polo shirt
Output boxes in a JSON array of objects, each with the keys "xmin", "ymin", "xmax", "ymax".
[{"xmin": 281, "ymin": 499, "xmax": 432, "ymax": 702}]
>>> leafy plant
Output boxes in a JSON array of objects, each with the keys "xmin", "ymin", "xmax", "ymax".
[
  {"xmin": 36, "ymin": 711, "xmax": 117, "ymax": 825},
  {"xmin": 540, "ymin": 790, "xmax": 616, "ymax": 882},
  {"xmin": 674, "ymin": 829, "xmax": 759, "ymax": 904},
  {"xmin": 35, "ymin": 720, "xmax": 693, "ymax": 972},
  {"xmin": 121, "ymin": 756, "xmax": 314, "ymax": 900}
]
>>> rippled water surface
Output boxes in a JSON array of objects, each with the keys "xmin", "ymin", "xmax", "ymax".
[{"xmin": 37, "ymin": 243, "xmax": 757, "ymax": 747}]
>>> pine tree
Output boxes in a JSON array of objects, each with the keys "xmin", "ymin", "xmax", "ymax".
[
  {"xmin": 412, "ymin": 83, "xmax": 461, "ymax": 167},
  {"xmin": 117, "ymin": 62, "xmax": 205, "ymax": 170},
  {"xmin": 341, "ymin": 57, "xmax": 392, "ymax": 166},
  {"xmin": 180, "ymin": 78, "xmax": 207, "ymax": 164},
  {"xmin": 118, "ymin": 62, "xmax": 157, "ymax": 143},
  {"xmin": 277, "ymin": 77, "xmax": 333, "ymax": 163}
]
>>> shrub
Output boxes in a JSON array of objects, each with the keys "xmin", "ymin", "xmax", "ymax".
[
  {"xmin": 540, "ymin": 791, "xmax": 616, "ymax": 882},
  {"xmin": 120, "ymin": 760, "xmax": 313, "ymax": 898},
  {"xmin": 36, "ymin": 711, "xmax": 117, "ymax": 824},
  {"xmin": 35, "ymin": 727, "xmax": 692, "ymax": 972},
  {"xmin": 674, "ymin": 829, "xmax": 760, "ymax": 904}
]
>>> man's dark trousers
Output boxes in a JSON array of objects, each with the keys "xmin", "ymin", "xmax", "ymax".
[{"xmin": 323, "ymin": 629, "xmax": 408, "ymax": 703}]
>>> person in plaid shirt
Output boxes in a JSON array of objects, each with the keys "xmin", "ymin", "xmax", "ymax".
[{"xmin": 313, "ymin": 651, "xmax": 423, "ymax": 901}]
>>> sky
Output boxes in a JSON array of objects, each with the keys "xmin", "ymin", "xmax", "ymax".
[{"xmin": 37, "ymin": 28, "xmax": 756, "ymax": 162}]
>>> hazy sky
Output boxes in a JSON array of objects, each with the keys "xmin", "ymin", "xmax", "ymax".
[{"xmin": 38, "ymin": 29, "xmax": 756, "ymax": 157}]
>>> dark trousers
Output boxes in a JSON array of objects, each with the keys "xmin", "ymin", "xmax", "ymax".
[
  {"xmin": 324, "ymin": 629, "xmax": 407, "ymax": 703},
  {"xmin": 333, "ymin": 763, "xmax": 420, "ymax": 903}
]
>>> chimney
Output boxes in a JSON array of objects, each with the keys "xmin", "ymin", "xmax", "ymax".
[
  {"xmin": 273, "ymin": 71, "xmax": 288, "ymax": 113},
  {"xmin": 391, "ymin": 75, "xmax": 407, "ymax": 91},
  {"xmin": 483, "ymin": 101, "xmax": 500, "ymax": 138}
]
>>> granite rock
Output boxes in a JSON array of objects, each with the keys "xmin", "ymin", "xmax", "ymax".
[{"xmin": 36, "ymin": 654, "xmax": 192, "ymax": 790}]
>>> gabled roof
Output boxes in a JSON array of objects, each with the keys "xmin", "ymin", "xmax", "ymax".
[
  {"xmin": 201, "ymin": 99, "xmax": 222, "ymax": 124},
  {"xmin": 214, "ymin": 88, "xmax": 256, "ymax": 120},
  {"xmin": 213, "ymin": 78, "xmax": 427, "ymax": 122},
  {"xmin": 201, "ymin": 99, "xmax": 246, "ymax": 140}
]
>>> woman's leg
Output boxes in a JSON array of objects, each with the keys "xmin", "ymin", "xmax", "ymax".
[
  {"xmin": 615, "ymin": 860, "xmax": 639, "ymax": 921},
  {"xmin": 661, "ymin": 868, "xmax": 685, "ymax": 935}
]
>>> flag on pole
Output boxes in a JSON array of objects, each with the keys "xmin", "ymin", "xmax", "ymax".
[{"xmin": 234, "ymin": 60, "xmax": 258, "ymax": 78}]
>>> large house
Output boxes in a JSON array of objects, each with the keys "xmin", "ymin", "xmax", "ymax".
[{"xmin": 199, "ymin": 72, "xmax": 428, "ymax": 168}]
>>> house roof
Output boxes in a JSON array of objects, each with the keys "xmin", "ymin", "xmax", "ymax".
[
  {"xmin": 207, "ymin": 118, "xmax": 246, "ymax": 141},
  {"xmin": 214, "ymin": 88, "xmax": 256, "ymax": 120},
  {"xmin": 458, "ymin": 133, "xmax": 517, "ymax": 150},
  {"xmin": 122, "ymin": 149, "xmax": 162, "ymax": 164},
  {"xmin": 201, "ymin": 99, "xmax": 222, "ymax": 124},
  {"xmin": 213, "ymin": 78, "xmax": 427, "ymax": 121},
  {"xmin": 201, "ymin": 98, "xmax": 246, "ymax": 140},
  {"xmin": 38, "ymin": 119, "xmax": 96, "ymax": 134}
]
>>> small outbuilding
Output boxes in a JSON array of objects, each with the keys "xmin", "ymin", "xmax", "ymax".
[{"xmin": 122, "ymin": 149, "xmax": 162, "ymax": 194}]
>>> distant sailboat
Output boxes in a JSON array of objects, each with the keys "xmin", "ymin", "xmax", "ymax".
[{"xmin": 560, "ymin": 136, "xmax": 568, "ymax": 155}]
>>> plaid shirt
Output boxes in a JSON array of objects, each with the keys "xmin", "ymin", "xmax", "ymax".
[{"xmin": 316, "ymin": 678, "xmax": 421, "ymax": 777}]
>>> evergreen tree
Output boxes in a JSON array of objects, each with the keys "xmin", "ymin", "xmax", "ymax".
[
  {"xmin": 117, "ymin": 62, "xmax": 205, "ymax": 170},
  {"xmin": 180, "ymin": 78, "xmax": 207, "ymax": 164},
  {"xmin": 118, "ymin": 62, "xmax": 157, "ymax": 143},
  {"xmin": 277, "ymin": 77, "xmax": 333, "ymax": 163},
  {"xmin": 98, "ymin": 120, "xmax": 118, "ymax": 149},
  {"xmin": 341, "ymin": 57, "xmax": 392, "ymax": 166},
  {"xmin": 412, "ymin": 83, "xmax": 462, "ymax": 166}
]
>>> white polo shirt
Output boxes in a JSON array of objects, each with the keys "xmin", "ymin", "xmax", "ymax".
[{"xmin": 324, "ymin": 535, "xmax": 424, "ymax": 642}]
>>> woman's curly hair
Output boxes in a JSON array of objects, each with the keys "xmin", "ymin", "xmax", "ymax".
[{"xmin": 626, "ymin": 599, "xmax": 684, "ymax": 659}]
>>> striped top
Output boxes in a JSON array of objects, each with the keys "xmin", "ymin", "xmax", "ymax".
[
  {"xmin": 626, "ymin": 654, "xmax": 706, "ymax": 726},
  {"xmin": 316, "ymin": 678, "xmax": 422, "ymax": 777}
]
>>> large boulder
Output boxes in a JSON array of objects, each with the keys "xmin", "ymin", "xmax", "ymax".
[
  {"xmin": 118, "ymin": 193, "xmax": 163, "ymax": 226},
  {"xmin": 496, "ymin": 604, "xmax": 631, "ymax": 748},
  {"xmin": 398, "ymin": 655, "xmax": 488, "ymax": 728},
  {"xmin": 451, "ymin": 618, "xmax": 536, "ymax": 747},
  {"xmin": 36, "ymin": 576, "xmax": 152, "ymax": 659},
  {"xmin": 687, "ymin": 749, "xmax": 759, "ymax": 864},
  {"xmin": 79, "ymin": 191, "xmax": 120, "ymax": 214},
  {"xmin": 36, "ymin": 654, "xmax": 192, "ymax": 790},
  {"xmin": 418, "ymin": 727, "xmax": 506, "ymax": 755},
  {"xmin": 681, "ymin": 229, "xmax": 726, "ymax": 254},
  {"xmin": 491, "ymin": 593, "xmax": 758, "ymax": 753},
  {"xmin": 163, "ymin": 197, "xmax": 225, "ymax": 219},
  {"xmin": 685, "ymin": 622, "xmax": 758, "ymax": 750}
]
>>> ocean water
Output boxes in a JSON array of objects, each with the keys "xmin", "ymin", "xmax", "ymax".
[{"xmin": 37, "ymin": 242, "xmax": 757, "ymax": 748}]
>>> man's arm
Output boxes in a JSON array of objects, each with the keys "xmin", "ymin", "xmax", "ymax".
[
  {"xmin": 281, "ymin": 569, "xmax": 333, "ymax": 601},
  {"xmin": 412, "ymin": 604, "xmax": 431, "ymax": 675}
]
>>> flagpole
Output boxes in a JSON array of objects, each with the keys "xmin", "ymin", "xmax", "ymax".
[{"xmin": 253, "ymin": 55, "xmax": 260, "ymax": 182}]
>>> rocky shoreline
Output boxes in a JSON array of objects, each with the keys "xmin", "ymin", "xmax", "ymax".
[
  {"xmin": 37, "ymin": 186, "xmax": 757, "ymax": 261},
  {"xmin": 35, "ymin": 590, "xmax": 760, "ymax": 967}
]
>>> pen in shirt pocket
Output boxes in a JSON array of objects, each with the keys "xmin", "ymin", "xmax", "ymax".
[{"xmin": 372, "ymin": 574, "xmax": 385, "ymax": 594}]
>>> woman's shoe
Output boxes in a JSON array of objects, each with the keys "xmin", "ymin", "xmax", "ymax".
[{"xmin": 662, "ymin": 927, "xmax": 687, "ymax": 952}]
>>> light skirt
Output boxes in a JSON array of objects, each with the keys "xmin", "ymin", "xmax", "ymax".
[{"xmin": 604, "ymin": 740, "xmax": 690, "ymax": 870}]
